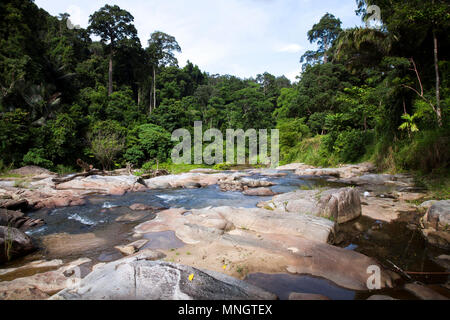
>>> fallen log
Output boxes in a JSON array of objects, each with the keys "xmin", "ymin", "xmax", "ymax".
[{"xmin": 52, "ymin": 170, "xmax": 104, "ymax": 185}]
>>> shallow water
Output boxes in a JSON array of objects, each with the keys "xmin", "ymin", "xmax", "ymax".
[{"xmin": 244, "ymin": 273, "xmax": 356, "ymax": 300}]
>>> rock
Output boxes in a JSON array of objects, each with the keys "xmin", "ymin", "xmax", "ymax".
[
  {"xmin": 115, "ymin": 239, "xmax": 149, "ymax": 256},
  {"xmin": 423, "ymin": 200, "xmax": 450, "ymax": 232},
  {"xmin": 51, "ymin": 255, "xmax": 277, "ymax": 300},
  {"xmin": 433, "ymin": 255, "xmax": 450, "ymax": 270},
  {"xmin": 419, "ymin": 200, "xmax": 438, "ymax": 210},
  {"xmin": 0, "ymin": 259, "xmax": 63, "ymax": 280},
  {"xmin": 9, "ymin": 166, "xmax": 53, "ymax": 176},
  {"xmin": 258, "ymin": 187, "xmax": 361, "ymax": 224},
  {"xmin": 354, "ymin": 222, "xmax": 365, "ymax": 232},
  {"xmin": 218, "ymin": 175, "xmax": 275, "ymax": 192},
  {"xmin": 243, "ymin": 187, "xmax": 275, "ymax": 197},
  {"xmin": 0, "ymin": 209, "xmax": 45, "ymax": 231},
  {"xmin": 276, "ymin": 163, "xmax": 315, "ymax": 171},
  {"xmin": 294, "ymin": 163, "xmax": 375, "ymax": 179},
  {"xmin": 189, "ymin": 168, "xmax": 221, "ymax": 174},
  {"xmin": 0, "ymin": 258, "xmax": 91, "ymax": 300},
  {"xmin": 422, "ymin": 200, "xmax": 450, "ymax": 249},
  {"xmin": 367, "ymin": 295, "xmax": 397, "ymax": 300},
  {"xmin": 115, "ymin": 212, "xmax": 150, "ymax": 222},
  {"xmin": 135, "ymin": 207, "xmax": 335, "ymax": 244},
  {"xmin": 361, "ymin": 196, "xmax": 416, "ymax": 222},
  {"xmin": 0, "ymin": 199, "xmax": 29, "ymax": 211},
  {"xmin": 404, "ymin": 283, "xmax": 448, "ymax": 300},
  {"xmin": 0, "ymin": 226, "xmax": 36, "ymax": 264},
  {"xmin": 145, "ymin": 173, "xmax": 228, "ymax": 190},
  {"xmin": 394, "ymin": 192, "xmax": 425, "ymax": 202},
  {"xmin": 129, "ymin": 203, "xmax": 154, "ymax": 211},
  {"xmin": 133, "ymin": 207, "xmax": 393, "ymax": 291},
  {"xmin": 288, "ymin": 292, "xmax": 330, "ymax": 300}
]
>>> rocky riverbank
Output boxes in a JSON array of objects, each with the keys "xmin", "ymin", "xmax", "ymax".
[{"xmin": 0, "ymin": 163, "xmax": 449, "ymax": 300}]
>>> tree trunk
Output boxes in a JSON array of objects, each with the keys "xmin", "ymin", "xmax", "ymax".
[
  {"xmin": 153, "ymin": 66, "xmax": 157, "ymax": 111},
  {"xmin": 149, "ymin": 80, "xmax": 153, "ymax": 115},
  {"xmin": 108, "ymin": 54, "xmax": 113, "ymax": 96},
  {"xmin": 433, "ymin": 31, "xmax": 442, "ymax": 127}
]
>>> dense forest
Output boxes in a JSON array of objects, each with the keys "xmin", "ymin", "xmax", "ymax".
[{"xmin": 0, "ymin": 0, "xmax": 448, "ymax": 180}]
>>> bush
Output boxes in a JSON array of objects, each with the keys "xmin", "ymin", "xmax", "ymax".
[
  {"xmin": 22, "ymin": 148, "xmax": 54, "ymax": 169},
  {"xmin": 90, "ymin": 132, "xmax": 125, "ymax": 170},
  {"xmin": 128, "ymin": 124, "xmax": 173, "ymax": 164},
  {"xmin": 395, "ymin": 130, "xmax": 449, "ymax": 173},
  {"xmin": 333, "ymin": 130, "xmax": 374, "ymax": 163}
]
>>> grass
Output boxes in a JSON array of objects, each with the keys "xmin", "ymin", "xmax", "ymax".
[
  {"xmin": 137, "ymin": 162, "xmax": 213, "ymax": 175},
  {"xmin": 414, "ymin": 169, "xmax": 450, "ymax": 200}
]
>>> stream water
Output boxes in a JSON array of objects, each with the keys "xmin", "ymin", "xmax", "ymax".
[{"xmin": 3, "ymin": 171, "xmax": 449, "ymax": 300}]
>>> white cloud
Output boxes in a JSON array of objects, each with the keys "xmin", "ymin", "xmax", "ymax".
[{"xmin": 277, "ymin": 43, "xmax": 303, "ymax": 53}]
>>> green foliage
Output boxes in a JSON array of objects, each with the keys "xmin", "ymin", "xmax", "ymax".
[
  {"xmin": 22, "ymin": 148, "xmax": 53, "ymax": 169},
  {"xmin": 333, "ymin": 130, "xmax": 374, "ymax": 163},
  {"xmin": 90, "ymin": 131, "xmax": 125, "ymax": 170}
]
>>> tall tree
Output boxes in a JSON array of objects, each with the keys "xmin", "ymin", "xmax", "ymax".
[
  {"xmin": 146, "ymin": 31, "xmax": 181, "ymax": 113},
  {"xmin": 302, "ymin": 13, "xmax": 342, "ymax": 65},
  {"xmin": 88, "ymin": 5, "xmax": 138, "ymax": 96}
]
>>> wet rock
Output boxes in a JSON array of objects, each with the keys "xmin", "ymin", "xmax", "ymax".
[
  {"xmin": 0, "ymin": 258, "xmax": 91, "ymax": 300},
  {"xmin": 51, "ymin": 254, "xmax": 277, "ymax": 300},
  {"xmin": 242, "ymin": 187, "xmax": 275, "ymax": 197},
  {"xmin": 421, "ymin": 200, "xmax": 450, "ymax": 249},
  {"xmin": 129, "ymin": 203, "xmax": 153, "ymax": 211},
  {"xmin": 0, "ymin": 209, "xmax": 44, "ymax": 231},
  {"xmin": 404, "ymin": 283, "xmax": 448, "ymax": 300},
  {"xmin": 258, "ymin": 188, "xmax": 361, "ymax": 224},
  {"xmin": 289, "ymin": 292, "xmax": 330, "ymax": 300},
  {"xmin": 0, "ymin": 226, "xmax": 36, "ymax": 264},
  {"xmin": 367, "ymin": 295, "xmax": 397, "ymax": 300},
  {"xmin": 115, "ymin": 239, "xmax": 149, "ymax": 256},
  {"xmin": 115, "ymin": 212, "xmax": 151, "ymax": 222}
]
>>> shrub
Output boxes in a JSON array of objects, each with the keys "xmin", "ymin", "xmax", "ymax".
[
  {"xmin": 90, "ymin": 132, "xmax": 125, "ymax": 170},
  {"xmin": 333, "ymin": 130, "xmax": 374, "ymax": 163},
  {"xmin": 22, "ymin": 148, "xmax": 54, "ymax": 169}
]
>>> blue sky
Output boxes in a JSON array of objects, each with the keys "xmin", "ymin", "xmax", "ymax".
[{"xmin": 35, "ymin": 0, "xmax": 364, "ymax": 82}]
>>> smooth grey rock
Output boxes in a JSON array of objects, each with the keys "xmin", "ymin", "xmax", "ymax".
[{"xmin": 52, "ymin": 256, "xmax": 277, "ymax": 300}]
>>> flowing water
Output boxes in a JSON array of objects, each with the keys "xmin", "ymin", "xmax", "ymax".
[{"xmin": 2, "ymin": 170, "xmax": 449, "ymax": 299}]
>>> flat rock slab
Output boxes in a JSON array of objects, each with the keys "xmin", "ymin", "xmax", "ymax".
[
  {"xmin": 52, "ymin": 255, "xmax": 276, "ymax": 300},
  {"xmin": 133, "ymin": 207, "xmax": 393, "ymax": 291}
]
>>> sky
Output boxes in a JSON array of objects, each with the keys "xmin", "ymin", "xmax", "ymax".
[{"xmin": 34, "ymin": 0, "xmax": 364, "ymax": 82}]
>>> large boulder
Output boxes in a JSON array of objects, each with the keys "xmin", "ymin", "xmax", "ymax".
[
  {"xmin": 0, "ymin": 226, "xmax": 36, "ymax": 264},
  {"xmin": 259, "ymin": 188, "xmax": 361, "ymax": 224},
  {"xmin": 52, "ymin": 255, "xmax": 277, "ymax": 300},
  {"xmin": 421, "ymin": 200, "xmax": 450, "ymax": 249}
]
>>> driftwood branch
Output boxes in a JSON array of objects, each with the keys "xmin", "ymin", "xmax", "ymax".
[{"xmin": 52, "ymin": 170, "xmax": 105, "ymax": 185}]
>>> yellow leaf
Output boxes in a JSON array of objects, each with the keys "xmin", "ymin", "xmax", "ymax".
[
  {"xmin": 188, "ymin": 273, "xmax": 194, "ymax": 281},
  {"xmin": 223, "ymin": 265, "xmax": 227, "ymax": 270}
]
